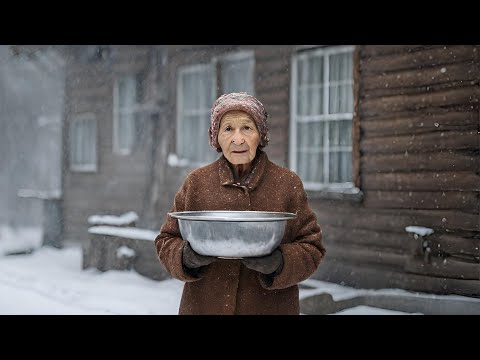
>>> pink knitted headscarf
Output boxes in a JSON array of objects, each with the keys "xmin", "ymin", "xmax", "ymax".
[{"xmin": 209, "ymin": 92, "xmax": 269, "ymax": 152}]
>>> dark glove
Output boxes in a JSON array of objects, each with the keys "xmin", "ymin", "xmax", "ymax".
[
  {"xmin": 182, "ymin": 242, "xmax": 216, "ymax": 269},
  {"xmin": 241, "ymin": 249, "xmax": 283, "ymax": 275}
]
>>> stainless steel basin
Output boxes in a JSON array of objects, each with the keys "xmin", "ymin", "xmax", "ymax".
[{"xmin": 168, "ymin": 211, "xmax": 297, "ymax": 258}]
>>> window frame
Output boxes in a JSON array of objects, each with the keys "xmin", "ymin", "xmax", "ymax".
[
  {"xmin": 112, "ymin": 73, "xmax": 144, "ymax": 155},
  {"xmin": 69, "ymin": 112, "xmax": 97, "ymax": 173},
  {"xmin": 174, "ymin": 63, "xmax": 217, "ymax": 168},
  {"xmin": 289, "ymin": 45, "xmax": 356, "ymax": 192}
]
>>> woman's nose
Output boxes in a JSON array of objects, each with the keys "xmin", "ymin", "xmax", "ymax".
[{"xmin": 231, "ymin": 131, "xmax": 245, "ymax": 145}]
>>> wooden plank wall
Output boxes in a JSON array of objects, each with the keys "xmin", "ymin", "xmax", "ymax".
[
  {"xmin": 312, "ymin": 45, "xmax": 479, "ymax": 296},
  {"xmin": 63, "ymin": 46, "xmax": 155, "ymax": 243}
]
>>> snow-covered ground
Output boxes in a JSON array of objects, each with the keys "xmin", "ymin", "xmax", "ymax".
[
  {"xmin": 0, "ymin": 244, "xmax": 183, "ymax": 315},
  {"xmin": 0, "ymin": 243, "xmax": 414, "ymax": 315},
  {"xmin": 0, "ymin": 226, "xmax": 476, "ymax": 315}
]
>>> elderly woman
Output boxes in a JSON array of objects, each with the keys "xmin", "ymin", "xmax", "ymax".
[{"xmin": 155, "ymin": 92, "xmax": 326, "ymax": 315}]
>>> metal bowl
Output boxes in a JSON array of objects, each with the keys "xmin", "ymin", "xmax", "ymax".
[{"xmin": 168, "ymin": 211, "xmax": 297, "ymax": 258}]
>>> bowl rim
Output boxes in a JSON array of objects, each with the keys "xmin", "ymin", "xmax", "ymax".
[{"xmin": 168, "ymin": 210, "xmax": 297, "ymax": 222}]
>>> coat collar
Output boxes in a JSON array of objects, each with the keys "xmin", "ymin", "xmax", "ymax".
[{"xmin": 218, "ymin": 150, "xmax": 267, "ymax": 192}]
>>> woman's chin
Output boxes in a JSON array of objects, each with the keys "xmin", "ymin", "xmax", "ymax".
[{"xmin": 226, "ymin": 154, "xmax": 253, "ymax": 165}]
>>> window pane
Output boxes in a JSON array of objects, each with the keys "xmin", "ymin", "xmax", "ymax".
[
  {"xmin": 77, "ymin": 121, "xmax": 83, "ymax": 164},
  {"xmin": 87, "ymin": 119, "xmax": 95, "ymax": 163},
  {"xmin": 340, "ymin": 151, "xmax": 352, "ymax": 182},
  {"xmin": 331, "ymin": 120, "xmax": 351, "ymax": 148},
  {"xmin": 181, "ymin": 114, "xmax": 196, "ymax": 160},
  {"xmin": 119, "ymin": 112, "xmax": 134, "ymax": 150},
  {"xmin": 70, "ymin": 116, "xmax": 96, "ymax": 169},
  {"xmin": 178, "ymin": 64, "xmax": 216, "ymax": 163},
  {"xmin": 329, "ymin": 83, "xmax": 353, "ymax": 114},
  {"xmin": 115, "ymin": 74, "xmax": 142, "ymax": 154},
  {"xmin": 298, "ymin": 122, "xmax": 324, "ymax": 148},
  {"xmin": 182, "ymin": 74, "xmax": 196, "ymax": 111},
  {"xmin": 329, "ymin": 83, "xmax": 339, "ymax": 114},
  {"xmin": 328, "ymin": 121, "xmax": 340, "ymax": 146},
  {"xmin": 297, "ymin": 150, "xmax": 324, "ymax": 184},
  {"xmin": 73, "ymin": 121, "xmax": 81, "ymax": 164},
  {"xmin": 329, "ymin": 52, "xmax": 353, "ymax": 114},
  {"xmin": 329, "ymin": 52, "xmax": 352, "ymax": 82},
  {"xmin": 328, "ymin": 150, "xmax": 352, "ymax": 183},
  {"xmin": 118, "ymin": 76, "xmax": 136, "ymax": 109},
  {"xmin": 307, "ymin": 55, "xmax": 323, "ymax": 85},
  {"xmin": 329, "ymin": 151, "xmax": 339, "ymax": 183},
  {"xmin": 221, "ymin": 56, "xmax": 254, "ymax": 95},
  {"xmin": 297, "ymin": 87, "xmax": 324, "ymax": 117},
  {"xmin": 309, "ymin": 86, "xmax": 323, "ymax": 116},
  {"xmin": 338, "ymin": 119, "xmax": 352, "ymax": 146},
  {"xmin": 297, "ymin": 122, "xmax": 325, "ymax": 183},
  {"xmin": 297, "ymin": 57, "xmax": 323, "ymax": 116},
  {"xmin": 83, "ymin": 121, "xmax": 90, "ymax": 164},
  {"xmin": 296, "ymin": 148, "xmax": 308, "ymax": 182}
]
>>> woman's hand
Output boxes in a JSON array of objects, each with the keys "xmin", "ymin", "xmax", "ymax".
[
  {"xmin": 183, "ymin": 242, "xmax": 216, "ymax": 268},
  {"xmin": 241, "ymin": 249, "xmax": 283, "ymax": 275}
]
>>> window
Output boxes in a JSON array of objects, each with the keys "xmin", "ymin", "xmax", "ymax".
[
  {"xmin": 175, "ymin": 51, "xmax": 255, "ymax": 166},
  {"xmin": 70, "ymin": 113, "xmax": 97, "ymax": 172},
  {"xmin": 220, "ymin": 51, "xmax": 255, "ymax": 95},
  {"xmin": 290, "ymin": 46, "xmax": 354, "ymax": 191},
  {"xmin": 113, "ymin": 73, "xmax": 145, "ymax": 155},
  {"xmin": 176, "ymin": 64, "xmax": 217, "ymax": 165}
]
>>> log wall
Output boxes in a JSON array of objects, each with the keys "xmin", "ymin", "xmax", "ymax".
[{"xmin": 313, "ymin": 45, "xmax": 479, "ymax": 296}]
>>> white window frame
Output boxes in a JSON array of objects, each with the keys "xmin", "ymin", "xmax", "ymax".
[
  {"xmin": 289, "ymin": 45, "xmax": 354, "ymax": 192},
  {"xmin": 113, "ymin": 74, "xmax": 142, "ymax": 155},
  {"xmin": 174, "ymin": 63, "xmax": 217, "ymax": 167},
  {"xmin": 70, "ymin": 113, "xmax": 97, "ymax": 172}
]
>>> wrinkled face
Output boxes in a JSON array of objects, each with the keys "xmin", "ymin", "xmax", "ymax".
[{"xmin": 218, "ymin": 110, "xmax": 260, "ymax": 165}]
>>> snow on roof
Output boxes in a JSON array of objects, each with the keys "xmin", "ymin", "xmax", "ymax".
[
  {"xmin": 87, "ymin": 211, "xmax": 139, "ymax": 226},
  {"xmin": 405, "ymin": 226, "xmax": 434, "ymax": 237},
  {"xmin": 88, "ymin": 226, "xmax": 157, "ymax": 241}
]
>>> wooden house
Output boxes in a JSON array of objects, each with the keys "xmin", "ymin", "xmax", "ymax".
[{"xmin": 62, "ymin": 45, "xmax": 479, "ymax": 296}]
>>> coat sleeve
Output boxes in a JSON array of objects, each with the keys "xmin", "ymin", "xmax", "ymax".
[
  {"xmin": 154, "ymin": 175, "xmax": 202, "ymax": 282},
  {"xmin": 259, "ymin": 175, "xmax": 326, "ymax": 290}
]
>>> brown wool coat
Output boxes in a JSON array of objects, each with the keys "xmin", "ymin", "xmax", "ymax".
[{"xmin": 155, "ymin": 150, "xmax": 326, "ymax": 315}]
